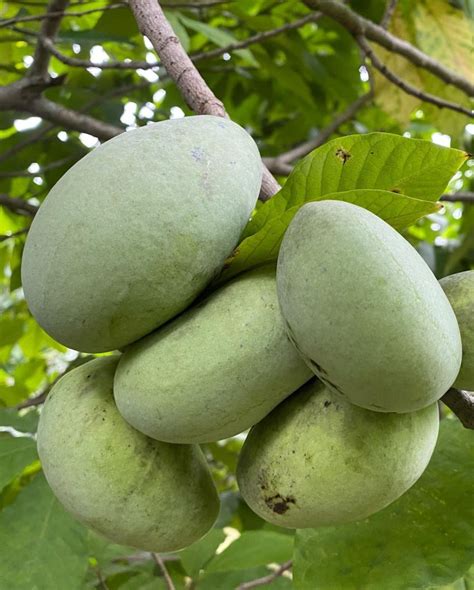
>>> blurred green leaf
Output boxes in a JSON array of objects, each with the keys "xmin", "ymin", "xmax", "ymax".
[
  {"xmin": 0, "ymin": 435, "xmax": 37, "ymax": 490},
  {"xmin": 206, "ymin": 530, "xmax": 293, "ymax": 572},
  {"xmin": 180, "ymin": 528, "xmax": 226, "ymax": 578},
  {"xmin": 0, "ymin": 473, "xmax": 90, "ymax": 589},
  {"xmin": 293, "ymin": 420, "xmax": 474, "ymax": 590}
]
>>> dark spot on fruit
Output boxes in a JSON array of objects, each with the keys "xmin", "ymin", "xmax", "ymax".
[
  {"xmin": 324, "ymin": 400, "xmax": 332, "ymax": 408},
  {"xmin": 336, "ymin": 148, "xmax": 351, "ymax": 164},
  {"xmin": 265, "ymin": 494, "xmax": 296, "ymax": 515}
]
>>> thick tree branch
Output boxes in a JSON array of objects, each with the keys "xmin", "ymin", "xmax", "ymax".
[
  {"xmin": 27, "ymin": 96, "xmax": 123, "ymax": 139},
  {"xmin": 128, "ymin": 0, "xmax": 280, "ymax": 201},
  {"xmin": 304, "ymin": 0, "xmax": 474, "ymax": 97},
  {"xmin": 442, "ymin": 389, "xmax": 474, "ymax": 430},
  {"xmin": 236, "ymin": 560, "xmax": 293, "ymax": 590},
  {"xmin": 358, "ymin": 37, "xmax": 473, "ymax": 118},
  {"xmin": 264, "ymin": 92, "xmax": 371, "ymax": 175},
  {"xmin": 0, "ymin": 194, "xmax": 39, "ymax": 216}
]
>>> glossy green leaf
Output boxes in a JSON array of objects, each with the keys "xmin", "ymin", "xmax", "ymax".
[
  {"xmin": 206, "ymin": 530, "xmax": 293, "ymax": 573},
  {"xmin": 180, "ymin": 528, "xmax": 226, "ymax": 578},
  {"xmin": 293, "ymin": 420, "xmax": 474, "ymax": 590},
  {"xmin": 0, "ymin": 408, "xmax": 39, "ymax": 433},
  {"xmin": 0, "ymin": 473, "xmax": 90, "ymax": 589},
  {"xmin": 220, "ymin": 188, "xmax": 438, "ymax": 282},
  {"xmin": 0, "ymin": 435, "xmax": 37, "ymax": 490},
  {"xmin": 280, "ymin": 132, "xmax": 467, "ymax": 204}
]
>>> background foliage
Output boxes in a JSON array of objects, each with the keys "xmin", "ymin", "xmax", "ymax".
[{"xmin": 0, "ymin": 0, "xmax": 473, "ymax": 588}]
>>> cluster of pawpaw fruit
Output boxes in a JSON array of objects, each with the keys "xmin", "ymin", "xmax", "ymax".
[{"xmin": 21, "ymin": 115, "xmax": 474, "ymax": 553}]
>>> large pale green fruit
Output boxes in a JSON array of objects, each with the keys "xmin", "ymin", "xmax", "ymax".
[
  {"xmin": 22, "ymin": 115, "xmax": 262, "ymax": 353},
  {"xmin": 440, "ymin": 271, "xmax": 474, "ymax": 391},
  {"xmin": 237, "ymin": 380, "xmax": 439, "ymax": 528},
  {"xmin": 37, "ymin": 357, "xmax": 219, "ymax": 552},
  {"xmin": 114, "ymin": 266, "xmax": 312, "ymax": 443},
  {"xmin": 277, "ymin": 201, "xmax": 462, "ymax": 413}
]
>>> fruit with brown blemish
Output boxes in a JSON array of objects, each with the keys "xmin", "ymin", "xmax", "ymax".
[{"xmin": 237, "ymin": 380, "xmax": 439, "ymax": 528}]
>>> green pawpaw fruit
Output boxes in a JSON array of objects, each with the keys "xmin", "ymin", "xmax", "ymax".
[
  {"xmin": 37, "ymin": 357, "xmax": 219, "ymax": 552},
  {"xmin": 440, "ymin": 271, "xmax": 474, "ymax": 391},
  {"xmin": 237, "ymin": 380, "xmax": 439, "ymax": 528},
  {"xmin": 276, "ymin": 200, "xmax": 462, "ymax": 413},
  {"xmin": 114, "ymin": 266, "xmax": 312, "ymax": 443},
  {"xmin": 22, "ymin": 115, "xmax": 262, "ymax": 353}
]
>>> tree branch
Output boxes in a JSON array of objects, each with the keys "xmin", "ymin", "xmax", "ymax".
[
  {"xmin": 152, "ymin": 554, "xmax": 175, "ymax": 590},
  {"xmin": 0, "ymin": 228, "xmax": 30, "ymax": 242},
  {"xmin": 264, "ymin": 92, "xmax": 371, "ymax": 175},
  {"xmin": 357, "ymin": 37, "xmax": 473, "ymax": 118},
  {"xmin": 380, "ymin": 0, "xmax": 398, "ymax": 29},
  {"xmin": 40, "ymin": 12, "xmax": 322, "ymax": 72},
  {"xmin": 127, "ymin": 0, "xmax": 280, "ymax": 201},
  {"xmin": 236, "ymin": 560, "xmax": 293, "ymax": 590},
  {"xmin": 0, "ymin": 2, "xmax": 125, "ymax": 29},
  {"xmin": 304, "ymin": 0, "xmax": 474, "ymax": 97},
  {"xmin": 0, "ymin": 194, "xmax": 39, "ymax": 216},
  {"xmin": 27, "ymin": 96, "xmax": 123, "ymax": 139},
  {"xmin": 28, "ymin": 0, "xmax": 70, "ymax": 80},
  {"xmin": 442, "ymin": 389, "xmax": 474, "ymax": 430},
  {"xmin": 441, "ymin": 192, "xmax": 474, "ymax": 203}
]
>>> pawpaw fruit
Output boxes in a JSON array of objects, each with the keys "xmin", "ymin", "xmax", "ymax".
[
  {"xmin": 114, "ymin": 266, "xmax": 312, "ymax": 443},
  {"xmin": 22, "ymin": 115, "xmax": 262, "ymax": 353},
  {"xmin": 237, "ymin": 379, "xmax": 439, "ymax": 528},
  {"xmin": 37, "ymin": 357, "xmax": 219, "ymax": 552},
  {"xmin": 276, "ymin": 200, "xmax": 462, "ymax": 413}
]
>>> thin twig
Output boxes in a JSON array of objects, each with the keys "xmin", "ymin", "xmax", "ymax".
[
  {"xmin": 236, "ymin": 560, "xmax": 293, "ymax": 590},
  {"xmin": 442, "ymin": 389, "xmax": 474, "ymax": 430},
  {"xmin": 95, "ymin": 567, "xmax": 109, "ymax": 590},
  {"xmin": 0, "ymin": 155, "xmax": 76, "ymax": 178},
  {"xmin": 264, "ymin": 92, "xmax": 371, "ymax": 175},
  {"xmin": 128, "ymin": 0, "xmax": 280, "ymax": 201},
  {"xmin": 152, "ymin": 553, "xmax": 176, "ymax": 590},
  {"xmin": 0, "ymin": 228, "xmax": 29, "ymax": 242},
  {"xmin": 0, "ymin": 123, "xmax": 56, "ymax": 165},
  {"xmin": 0, "ymin": 194, "xmax": 39, "ymax": 216},
  {"xmin": 0, "ymin": 2, "xmax": 126, "ymax": 29},
  {"xmin": 358, "ymin": 36, "xmax": 473, "ymax": 117},
  {"xmin": 380, "ymin": 0, "xmax": 398, "ymax": 29},
  {"xmin": 304, "ymin": 0, "xmax": 474, "ymax": 97},
  {"xmin": 41, "ymin": 12, "xmax": 321, "ymax": 71},
  {"xmin": 441, "ymin": 192, "xmax": 474, "ymax": 203}
]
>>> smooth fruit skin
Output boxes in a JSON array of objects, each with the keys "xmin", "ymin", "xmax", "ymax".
[
  {"xmin": 276, "ymin": 200, "xmax": 462, "ymax": 413},
  {"xmin": 114, "ymin": 266, "xmax": 313, "ymax": 443},
  {"xmin": 37, "ymin": 357, "xmax": 219, "ymax": 552},
  {"xmin": 237, "ymin": 380, "xmax": 439, "ymax": 529},
  {"xmin": 440, "ymin": 271, "xmax": 474, "ymax": 391},
  {"xmin": 22, "ymin": 115, "xmax": 262, "ymax": 353}
]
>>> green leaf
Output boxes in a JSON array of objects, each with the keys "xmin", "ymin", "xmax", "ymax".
[
  {"xmin": 219, "ymin": 133, "xmax": 466, "ymax": 282},
  {"xmin": 0, "ymin": 408, "xmax": 39, "ymax": 433},
  {"xmin": 220, "ymin": 189, "xmax": 438, "ymax": 282},
  {"xmin": 0, "ymin": 473, "xmax": 90, "ymax": 590},
  {"xmin": 206, "ymin": 530, "xmax": 293, "ymax": 573},
  {"xmin": 280, "ymin": 133, "xmax": 467, "ymax": 204},
  {"xmin": 200, "ymin": 566, "xmax": 292, "ymax": 590},
  {"xmin": 293, "ymin": 420, "xmax": 474, "ymax": 590},
  {"xmin": 178, "ymin": 14, "xmax": 258, "ymax": 66},
  {"xmin": 180, "ymin": 528, "xmax": 226, "ymax": 578},
  {"xmin": 0, "ymin": 317, "xmax": 24, "ymax": 348},
  {"xmin": 0, "ymin": 435, "xmax": 38, "ymax": 490}
]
